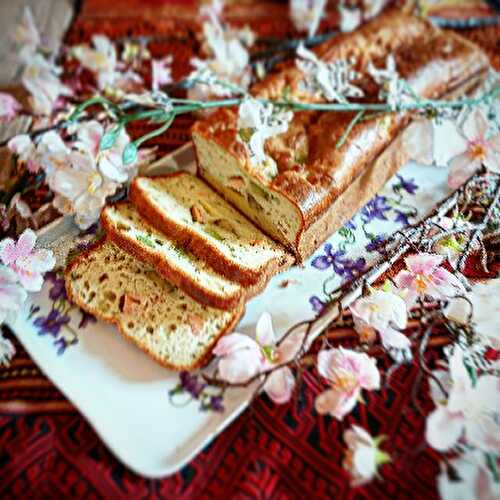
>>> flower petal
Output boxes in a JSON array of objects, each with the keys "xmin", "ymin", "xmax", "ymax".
[
  {"xmin": 213, "ymin": 332, "xmax": 260, "ymax": 357},
  {"xmin": 255, "ymin": 312, "xmax": 276, "ymax": 346},
  {"xmin": 425, "ymin": 405, "xmax": 464, "ymax": 451},
  {"xmin": 264, "ymin": 366, "xmax": 295, "ymax": 404},
  {"xmin": 15, "ymin": 229, "xmax": 37, "ymax": 258},
  {"xmin": 315, "ymin": 388, "xmax": 358, "ymax": 420},
  {"xmin": 217, "ymin": 348, "xmax": 263, "ymax": 384},
  {"xmin": 462, "ymin": 109, "xmax": 488, "ymax": 141},
  {"xmin": 448, "ymin": 155, "xmax": 480, "ymax": 189}
]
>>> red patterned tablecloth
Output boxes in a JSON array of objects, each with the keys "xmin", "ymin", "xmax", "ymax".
[{"xmin": 1, "ymin": 2, "xmax": 499, "ymax": 498}]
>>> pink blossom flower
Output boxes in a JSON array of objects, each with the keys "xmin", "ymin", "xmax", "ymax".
[
  {"xmin": 426, "ymin": 348, "xmax": 500, "ymax": 453},
  {"xmin": 213, "ymin": 312, "xmax": 300, "ymax": 404},
  {"xmin": 343, "ymin": 425, "xmax": 390, "ymax": 487},
  {"xmin": 0, "ymin": 265, "xmax": 27, "ymax": 324},
  {"xmin": 394, "ymin": 253, "xmax": 465, "ymax": 308},
  {"xmin": 0, "ymin": 229, "xmax": 55, "ymax": 292},
  {"xmin": 315, "ymin": 348, "xmax": 380, "ymax": 420},
  {"xmin": 152, "ymin": 56, "xmax": 173, "ymax": 92},
  {"xmin": 0, "ymin": 93, "xmax": 21, "ymax": 122},
  {"xmin": 448, "ymin": 109, "xmax": 500, "ymax": 189},
  {"xmin": 8, "ymin": 134, "xmax": 39, "ymax": 173}
]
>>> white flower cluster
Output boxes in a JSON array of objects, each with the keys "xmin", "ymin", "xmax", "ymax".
[
  {"xmin": 12, "ymin": 7, "xmax": 72, "ymax": 115},
  {"xmin": 237, "ymin": 97, "xmax": 293, "ymax": 175},
  {"xmin": 296, "ymin": 44, "xmax": 364, "ymax": 103},
  {"xmin": 8, "ymin": 122, "xmax": 139, "ymax": 230},
  {"xmin": 187, "ymin": 0, "xmax": 253, "ymax": 100},
  {"xmin": 290, "ymin": 0, "xmax": 326, "ymax": 38}
]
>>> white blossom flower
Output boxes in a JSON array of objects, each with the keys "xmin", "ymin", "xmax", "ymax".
[
  {"xmin": 187, "ymin": 9, "xmax": 251, "ymax": 100},
  {"xmin": 0, "ymin": 329, "xmax": 16, "ymax": 367},
  {"xmin": 438, "ymin": 452, "xmax": 500, "ymax": 500},
  {"xmin": 152, "ymin": 56, "xmax": 173, "ymax": 91},
  {"xmin": 343, "ymin": 426, "xmax": 390, "ymax": 486},
  {"xmin": 12, "ymin": 6, "xmax": 41, "ymax": 63},
  {"xmin": 296, "ymin": 44, "xmax": 363, "ymax": 103},
  {"xmin": 426, "ymin": 347, "xmax": 500, "ymax": 453},
  {"xmin": 290, "ymin": 0, "xmax": 326, "ymax": 38},
  {"xmin": 338, "ymin": 6, "xmax": 362, "ymax": 32},
  {"xmin": 0, "ymin": 265, "xmax": 27, "ymax": 325},
  {"xmin": 237, "ymin": 97, "xmax": 293, "ymax": 174},
  {"xmin": 49, "ymin": 149, "xmax": 118, "ymax": 230},
  {"xmin": 72, "ymin": 35, "xmax": 118, "ymax": 90},
  {"xmin": 21, "ymin": 54, "xmax": 72, "ymax": 115},
  {"xmin": 367, "ymin": 55, "xmax": 411, "ymax": 111}
]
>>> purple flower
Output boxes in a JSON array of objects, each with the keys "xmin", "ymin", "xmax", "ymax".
[
  {"xmin": 53, "ymin": 335, "xmax": 78, "ymax": 355},
  {"xmin": 203, "ymin": 395, "xmax": 224, "ymax": 413},
  {"xmin": 396, "ymin": 175, "xmax": 418, "ymax": 195},
  {"xmin": 33, "ymin": 309, "xmax": 70, "ymax": 336},
  {"xmin": 309, "ymin": 295, "xmax": 326, "ymax": 313},
  {"xmin": 46, "ymin": 271, "xmax": 67, "ymax": 301},
  {"xmin": 344, "ymin": 218, "xmax": 356, "ymax": 231},
  {"xmin": 312, "ymin": 244, "xmax": 365, "ymax": 279},
  {"xmin": 179, "ymin": 371, "xmax": 206, "ymax": 398},
  {"xmin": 365, "ymin": 234, "xmax": 388, "ymax": 255},
  {"xmin": 78, "ymin": 310, "xmax": 97, "ymax": 329},
  {"xmin": 394, "ymin": 210, "xmax": 410, "ymax": 227},
  {"xmin": 361, "ymin": 195, "xmax": 390, "ymax": 223}
]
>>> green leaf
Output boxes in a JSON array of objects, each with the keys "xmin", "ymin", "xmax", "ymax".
[
  {"xmin": 123, "ymin": 143, "xmax": 138, "ymax": 165},
  {"xmin": 238, "ymin": 128, "xmax": 253, "ymax": 143},
  {"xmin": 100, "ymin": 132, "xmax": 117, "ymax": 151},
  {"xmin": 136, "ymin": 234, "xmax": 155, "ymax": 248}
]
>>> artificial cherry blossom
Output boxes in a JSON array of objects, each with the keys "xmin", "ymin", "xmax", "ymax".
[
  {"xmin": 0, "ymin": 329, "xmax": 16, "ymax": 367},
  {"xmin": 12, "ymin": 6, "xmax": 40, "ymax": 62},
  {"xmin": 0, "ymin": 229, "xmax": 55, "ymax": 292},
  {"xmin": 426, "ymin": 347, "xmax": 500, "ymax": 453},
  {"xmin": 152, "ymin": 56, "xmax": 173, "ymax": 92},
  {"xmin": 0, "ymin": 265, "xmax": 27, "ymax": 324},
  {"xmin": 0, "ymin": 93, "xmax": 22, "ymax": 122},
  {"xmin": 296, "ymin": 44, "xmax": 363, "ymax": 103},
  {"xmin": 343, "ymin": 425, "xmax": 390, "ymax": 486},
  {"xmin": 237, "ymin": 97, "xmax": 293, "ymax": 171},
  {"xmin": 315, "ymin": 348, "xmax": 380, "ymax": 420},
  {"xmin": 447, "ymin": 109, "xmax": 500, "ymax": 189},
  {"xmin": 72, "ymin": 35, "xmax": 118, "ymax": 90},
  {"xmin": 213, "ymin": 312, "xmax": 300, "ymax": 404},
  {"xmin": 394, "ymin": 253, "xmax": 465, "ymax": 308},
  {"xmin": 290, "ymin": 0, "xmax": 326, "ymax": 37},
  {"xmin": 21, "ymin": 54, "xmax": 72, "ymax": 115}
]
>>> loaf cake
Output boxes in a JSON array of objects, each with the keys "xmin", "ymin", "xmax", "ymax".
[
  {"xmin": 130, "ymin": 172, "xmax": 295, "ymax": 286},
  {"xmin": 65, "ymin": 240, "xmax": 243, "ymax": 370},
  {"xmin": 102, "ymin": 202, "xmax": 246, "ymax": 310},
  {"xmin": 192, "ymin": 10, "xmax": 489, "ymax": 259}
]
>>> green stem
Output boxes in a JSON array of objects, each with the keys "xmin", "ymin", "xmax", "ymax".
[
  {"xmin": 135, "ymin": 114, "xmax": 175, "ymax": 147},
  {"xmin": 336, "ymin": 110, "xmax": 365, "ymax": 149},
  {"xmin": 68, "ymin": 96, "xmax": 122, "ymax": 122}
]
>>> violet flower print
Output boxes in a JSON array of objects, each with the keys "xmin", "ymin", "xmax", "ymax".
[
  {"xmin": 394, "ymin": 210, "xmax": 410, "ymax": 227},
  {"xmin": 361, "ymin": 195, "xmax": 390, "ymax": 223},
  {"xmin": 0, "ymin": 229, "xmax": 55, "ymax": 292},
  {"xmin": 312, "ymin": 244, "xmax": 365, "ymax": 280},
  {"xmin": 309, "ymin": 295, "xmax": 326, "ymax": 313},
  {"xmin": 395, "ymin": 175, "xmax": 418, "ymax": 195},
  {"xmin": 34, "ymin": 309, "xmax": 70, "ymax": 336},
  {"xmin": 179, "ymin": 371, "xmax": 206, "ymax": 399},
  {"xmin": 365, "ymin": 234, "xmax": 387, "ymax": 255},
  {"xmin": 46, "ymin": 271, "xmax": 67, "ymax": 301}
]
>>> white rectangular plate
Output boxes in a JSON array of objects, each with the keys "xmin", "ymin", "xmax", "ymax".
[{"xmin": 8, "ymin": 130, "xmax": 458, "ymax": 478}]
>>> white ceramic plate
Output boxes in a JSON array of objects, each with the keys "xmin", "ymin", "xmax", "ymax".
[{"xmin": 8, "ymin": 128, "xmax": 464, "ymax": 478}]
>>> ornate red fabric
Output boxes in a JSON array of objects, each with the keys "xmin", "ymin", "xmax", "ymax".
[{"xmin": 1, "ymin": 1, "xmax": 498, "ymax": 498}]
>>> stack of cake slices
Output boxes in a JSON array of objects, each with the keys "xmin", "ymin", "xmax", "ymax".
[
  {"xmin": 65, "ymin": 11, "xmax": 488, "ymax": 371},
  {"xmin": 65, "ymin": 172, "xmax": 294, "ymax": 370}
]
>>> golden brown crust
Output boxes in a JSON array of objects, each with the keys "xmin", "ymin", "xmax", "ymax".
[
  {"xmin": 192, "ymin": 11, "xmax": 489, "ymax": 251},
  {"xmin": 101, "ymin": 201, "xmax": 244, "ymax": 311},
  {"xmin": 129, "ymin": 172, "xmax": 295, "ymax": 287},
  {"xmin": 64, "ymin": 238, "xmax": 245, "ymax": 371}
]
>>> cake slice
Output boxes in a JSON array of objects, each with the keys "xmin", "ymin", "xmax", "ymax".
[
  {"xmin": 102, "ymin": 202, "xmax": 244, "ymax": 310},
  {"xmin": 65, "ymin": 239, "xmax": 243, "ymax": 371},
  {"xmin": 129, "ymin": 172, "xmax": 294, "ymax": 286}
]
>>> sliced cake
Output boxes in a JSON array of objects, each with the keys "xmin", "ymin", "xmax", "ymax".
[
  {"xmin": 65, "ymin": 239, "xmax": 244, "ymax": 370},
  {"xmin": 129, "ymin": 172, "xmax": 295, "ymax": 286},
  {"xmin": 102, "ymin": 202, "xmax": 244, "ymax": 310}
]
